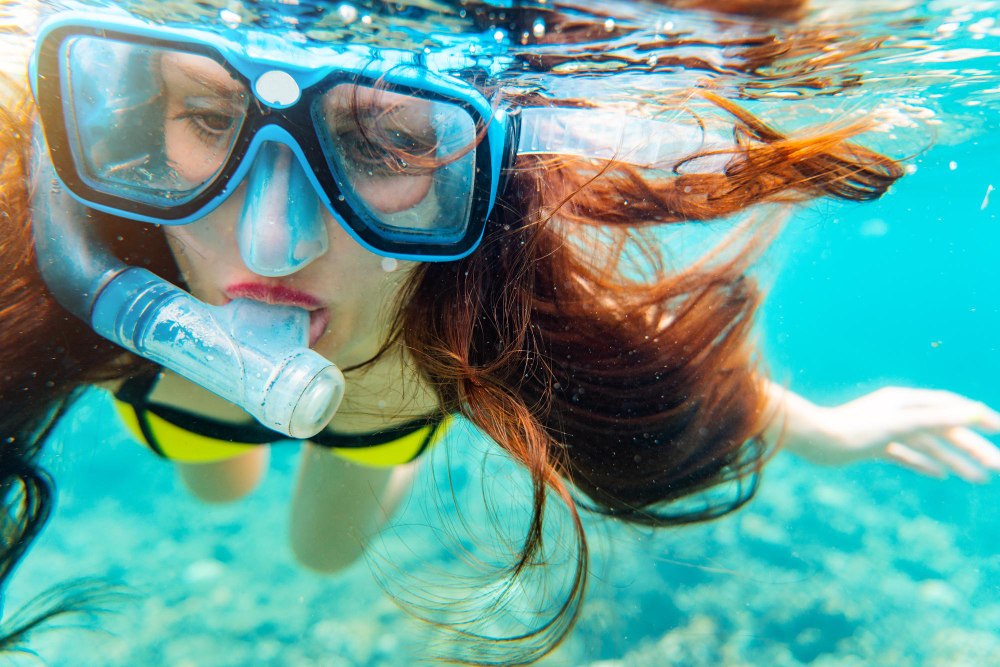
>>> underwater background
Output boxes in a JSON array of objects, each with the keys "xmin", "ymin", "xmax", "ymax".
[{"xmin": 4, "ymin": 0, "xmax": 1000, "ymax": 665}]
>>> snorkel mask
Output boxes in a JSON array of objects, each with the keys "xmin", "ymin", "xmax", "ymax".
[{"xmin": 29, "ymin": 5, "xmax": 725, "ymax": 438}]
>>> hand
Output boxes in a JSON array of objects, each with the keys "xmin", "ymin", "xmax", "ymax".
[{"xmin": 780, "ymin": 386, "xmax": 1000, "ymax": 482}]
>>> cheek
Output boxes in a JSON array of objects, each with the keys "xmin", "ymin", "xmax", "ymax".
[
  {"xmin": 167, "ymin": 217, "xmax": 231, "ymax": 259},
  {"xmin": 318, "ymin": 224, "xmax": 412, "ymax": 308},
  {"xmin": 164, "ymin": 120, "xmax": 224, "ymax": 187},
  {"xmin": 163, "ymin": 228, "xmax": 209, "ymax": 286},
  {"xmin": 162, "ymin": 214, "xmax": 239, "ymax": 296},
  {"xmin": 354, "ymin": 174, "xmax": 433, "ymax": 214}
]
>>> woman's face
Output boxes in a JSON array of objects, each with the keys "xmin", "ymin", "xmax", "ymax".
[{"xmin": 157, "ymin": 52, "xmax": 421, "ymax": 368}]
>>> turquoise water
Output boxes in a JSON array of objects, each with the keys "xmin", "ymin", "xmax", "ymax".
[{"xmin": 6, "ymin": 1, "xmax": 1000, "ymax": 665}]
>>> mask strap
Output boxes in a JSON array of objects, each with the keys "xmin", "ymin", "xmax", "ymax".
[{"xmin": 515, "ymin": 106, "xmax": 732, "ymax": 172}]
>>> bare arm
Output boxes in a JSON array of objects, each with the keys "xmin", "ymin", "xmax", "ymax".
[
  {"xmin": 289, "ymin": 443, "xmax": 417, "ymax": 573},
  {"xmin": 149, "ymin": 369, "xmax": 271, "ymax": 503},
  {"xmin": 176, "ymin": 450, "xmax": 269, "ymax": 503},
  {"xmin": 760, "ymin": 377, "xmax": 1000, "ymax": 481}
]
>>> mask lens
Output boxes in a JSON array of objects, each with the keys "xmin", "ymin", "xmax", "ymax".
[
  {"xmin": 315, "ymin": 83, "xmax": 478, "ymax": 240},
  {"xmin": 60, "ymin": 36, "xmax": 248, "ymax": 206}
]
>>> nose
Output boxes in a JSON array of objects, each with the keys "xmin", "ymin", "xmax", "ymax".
[{"xmin": 236, "ymin": 142, "xmax": 329, "ymax": 277}]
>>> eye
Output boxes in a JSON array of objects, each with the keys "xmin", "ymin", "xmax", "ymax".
[
  {"xmin": 338, "ymin": 130, "xmax": 391, "ymax": 169},
  {"xmin": 195, "ymin": 111, "xmax": 237, "ymax": 133},
  {"xmin": 173, "ymin": 105, "xmax": 240, "ymax": 146}
]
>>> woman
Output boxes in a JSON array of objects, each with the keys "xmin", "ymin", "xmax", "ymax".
[{"xmin": 1, "ymin": 0, "xmax": 998, "ymax": 662}]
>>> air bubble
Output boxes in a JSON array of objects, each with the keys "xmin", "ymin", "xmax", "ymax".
[
  {"xmin": 337, "ymin": 4, "xmax": 358, "ymax": 23},
  {"xmin": 604, "ymin": 18, "xmax": 615, "ymax": 32},
  {"xmin": 532, "ymin": 18, "xmax": 546, "ymax": 38},
  {"xmin": 219, "ymin": 9, "xmax": 241, "ymax": 25}
]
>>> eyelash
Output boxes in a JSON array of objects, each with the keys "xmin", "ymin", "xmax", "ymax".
[
  {"xmin": 336, "ymin": 129, "xmax": 436, "ymax": 178},
  {"xmin": 174, "ymin": 109, "xmax": 237, "ymax": 145}
]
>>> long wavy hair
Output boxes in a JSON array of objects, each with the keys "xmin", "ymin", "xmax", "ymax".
[{"xmin": 0, "ymin": 0, "xmax": 904, "ymax": 663}]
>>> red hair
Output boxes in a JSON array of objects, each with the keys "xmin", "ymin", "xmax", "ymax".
[{"xmin": 0, "ymin": 0, "xmax": 905, "ymax": 661}]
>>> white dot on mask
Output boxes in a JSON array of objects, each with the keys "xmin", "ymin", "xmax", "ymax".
[{"xmin": 255, "ymin": 70, "xmax": 300, "ymax": 106}]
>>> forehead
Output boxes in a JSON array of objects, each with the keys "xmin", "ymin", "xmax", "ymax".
[{"xmin": 160, "ymin": 51, "xmax": 242, "ymax": 93}]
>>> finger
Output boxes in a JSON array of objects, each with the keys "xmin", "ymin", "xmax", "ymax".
[
  {"xmin": 885, "ymin": 441, "xmax": 947, "ymax": 478},
  {"xmin": 891, "ymin": 387, "xmax": 992, "ymax": 411},
  {"xmin": 877, "ymin": 387, "xmax": 974, "ymax": 409},
  {"xmin": 937, "ymin": 426, "xmax": 1000, "ymax": 471},
  {"xmin": 977, "ymin": 403, "xmax": 1000, "ymax": 432},
  {"xmin": 901, "ymin": 402, "xmax": 1000, "ymax": 434},
  {"xmin": 905, "ymin": 433, "xmax": 987, "ymax": 483},
  {"xmin": 886, "ymin": 389, "xmax": 1000, "ymax": 431}
]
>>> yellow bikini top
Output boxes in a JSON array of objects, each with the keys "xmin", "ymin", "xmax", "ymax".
[{"xmin": 113, "ymin": 373, "xmax": 449, "ymax": 467}]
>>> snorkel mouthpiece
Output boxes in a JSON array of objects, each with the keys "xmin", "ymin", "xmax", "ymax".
[{"xmin": 90, "ymin": 273, "xmax": 345, "ymax": 438}]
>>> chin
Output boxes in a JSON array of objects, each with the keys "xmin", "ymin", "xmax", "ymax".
[{"xmin": 312, "ymin": 332, "xmax": 349, "ymax": 364}]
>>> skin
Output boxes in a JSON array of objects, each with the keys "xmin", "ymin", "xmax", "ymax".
[{"xmin": 141, "ymin": 51, "xmax": 1000, "ymax": 575}]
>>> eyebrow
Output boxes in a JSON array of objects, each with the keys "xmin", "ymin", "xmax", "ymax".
[{"xmin": 172, "ymin": 59, "xmax": 244, "ymax": 99}]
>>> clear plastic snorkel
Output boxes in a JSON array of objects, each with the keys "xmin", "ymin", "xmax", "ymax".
[
  {"xmin": 30, "ymin": 136, "xmax": 345, "ymax": 440},
  {"xmin": 515, "ymin": 107, "xmax": 732, "ymax": 172}
]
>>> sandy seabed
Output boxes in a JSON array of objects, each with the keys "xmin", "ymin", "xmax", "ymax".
[{"xmin": 5, "ymin": 389, "xmax": 999, "ymax": 666}]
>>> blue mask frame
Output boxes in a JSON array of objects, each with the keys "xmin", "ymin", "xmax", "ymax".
[{"xmin": 31, "ymin": 11, "xmax": 517, "ymax": 262}]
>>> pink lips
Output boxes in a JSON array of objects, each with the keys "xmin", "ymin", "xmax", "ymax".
[
  {"xmin": 307, "ymin": 309, "xmax": 331, "ymax": 348},
  {"xmin": 225, "ymin": 282, "xmax": 330, "ymax": 347}
]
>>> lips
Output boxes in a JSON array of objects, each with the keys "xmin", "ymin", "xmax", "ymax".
[
  {"xmin": 308, "ymin": 308, "xmax": 331, "ymax": 347},
  {"xmin": 225, "ymin": 282, "xmax": 321, "ymax": 308},
  {"xmin": 225, "ymin": 282, "xmax": 329, "ymax": 347}
]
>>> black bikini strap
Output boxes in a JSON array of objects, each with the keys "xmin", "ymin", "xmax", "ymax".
[
  {"xmin": 114, "ymin": 372, "xmax": 168, "ymax": 456},
  {"xmin": 411, "ymin": 419, "xmax": 442, "ymax": 459},
  {"xmin": 115, "ymin": 371, "xmax": 447, "ymax": 451},
  {"xmin": 150, "ymin": 405, "xmax": 279, "ymax": 444},
  {"xmin": 115, "ymin": 371, "xmax": 274, "ymax": 445},
  {"xmin": 309, "ymin": 413, "xmax": 445, "ymax": 450},
  {"xmin": 114, "ymin": 372, "xmax": 160, "ymax": 407}
]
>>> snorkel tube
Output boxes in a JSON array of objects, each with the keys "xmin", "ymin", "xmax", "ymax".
[{"xmin": 30, "ymin": 148, "xmax": 345, "ymax": 439}]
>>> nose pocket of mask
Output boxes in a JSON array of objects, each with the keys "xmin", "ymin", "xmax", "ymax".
[{"xmin": 237, "ymin": 142, "xmax": 329, "ymax": 277}]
